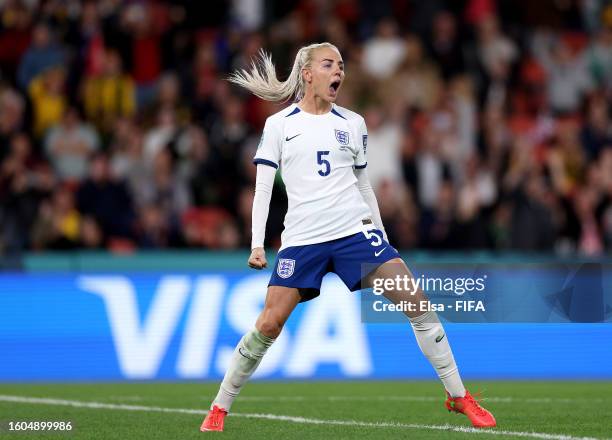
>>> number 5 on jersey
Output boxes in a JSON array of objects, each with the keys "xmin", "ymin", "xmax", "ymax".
[{"xmin": 317, "ymin": 150, "xmax": 330, "ymax": 176}]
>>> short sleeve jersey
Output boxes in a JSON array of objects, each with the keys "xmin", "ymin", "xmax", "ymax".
[{"xmin": 253, "ymin": 103, "xmax": 372, "ymax": 250}]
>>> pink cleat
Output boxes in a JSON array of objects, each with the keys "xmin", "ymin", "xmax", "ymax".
[
  {"xmin": 200, "ymin": 405, "xmax": 228, "ymax": 432},
  {"xmin": 445, "ymin": 390, "xmax": 496, "ymax": 428}
]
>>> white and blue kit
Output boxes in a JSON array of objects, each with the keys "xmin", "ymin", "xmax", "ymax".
[{"xmin": 253, "ymin": 103, "xmax": 400, "ymax": 301}]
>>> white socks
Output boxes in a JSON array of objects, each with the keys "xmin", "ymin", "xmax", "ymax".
[
  {"xmin": 212, "ymin": 313, "xmax": 464, "ymax": 411},
  {"xmin": 212, "ymin": 328, "xmax": 275, "ymax": 411},
  {"xmin": 409, "ymin": 311, "xmax": 466, "ymax": 398}
]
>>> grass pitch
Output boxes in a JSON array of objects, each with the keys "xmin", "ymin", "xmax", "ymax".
[{"xmin": 0, "ymin": 381, "xmax": 610, "ymax": 440}]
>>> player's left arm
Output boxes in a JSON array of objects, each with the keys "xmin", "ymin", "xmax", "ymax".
[
  {"xmin": 352, "ymin": 116, "xmax": 389, "ymax": 242},
  {"xmin": 354, "ymin": 167, "xmax": 389, "ymax": 243}
]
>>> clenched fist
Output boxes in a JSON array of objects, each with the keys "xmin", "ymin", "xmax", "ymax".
[{"xmin": 248, "ymin": 247, "xmax": 267, "ymax": 269}]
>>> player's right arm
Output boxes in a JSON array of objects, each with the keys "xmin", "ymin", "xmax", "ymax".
[
  {"xmin": 248, "ymin": 164, "xmax": 276, "ymax": 269},
  {"xmin": 248, "ymin": 117, "xmax": 282, "ymax": 269}
]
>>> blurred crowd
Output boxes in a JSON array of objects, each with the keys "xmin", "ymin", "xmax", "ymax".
[{"xmin": 0, "ymin": 0, "xmax": 611, "ymax": 255}]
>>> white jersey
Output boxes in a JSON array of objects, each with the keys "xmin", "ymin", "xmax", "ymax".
[{"xmin": 254, "ymin": 103, "xmax": 372, "ymax": 250}]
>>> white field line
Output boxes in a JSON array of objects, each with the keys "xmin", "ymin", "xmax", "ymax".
[
  {"xmin": 233, "ymin": 395, "xmax": 607, "ymax": 404},
  {"xmin": 0, "ymin": 394, "xmax": 608, "ymax": 440},
  {"xmin": 104, "ymin": 395, "xmax": 145, "ymax": 402}
]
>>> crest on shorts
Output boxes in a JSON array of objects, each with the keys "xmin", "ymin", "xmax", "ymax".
[
  {"xmin": 277, "ymin": 258, "xmax": 295, "ymax": 278},
  {"xmin": 335, "ymin": 129, "xmax": 350, "ymax": 146}
]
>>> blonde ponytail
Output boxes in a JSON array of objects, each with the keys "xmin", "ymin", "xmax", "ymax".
[{"xmin": 228, "ymin": 42, "xmax": 338, "ymax": 102}]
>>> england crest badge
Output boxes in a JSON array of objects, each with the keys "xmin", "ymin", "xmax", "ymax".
[
  {"xmin": 335, "ymin": 129, "xmax": 350, "ymax": 146},
  {"xmin": 277, "ymin": 258, "xmax": 295, "ymax": 278}
]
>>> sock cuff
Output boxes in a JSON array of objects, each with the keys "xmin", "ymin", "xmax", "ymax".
[
  {"xmin": 438, "ymin": 365, "xmax": 459, "ymax": 379},
  {"xmin": 249, "ymin": 328, "xmax": 275, "ymax": 349}
]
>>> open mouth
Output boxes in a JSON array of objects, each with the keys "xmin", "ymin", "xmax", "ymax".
[{"xmin": 329, "ymin": 80, "xmax": 341, "ymax": 95}]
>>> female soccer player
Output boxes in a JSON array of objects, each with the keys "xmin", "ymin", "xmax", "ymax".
[{"xmin": 201, "ymin": 42, "xmax": 495, "ymax": 432}]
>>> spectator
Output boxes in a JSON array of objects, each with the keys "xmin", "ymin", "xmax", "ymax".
[
  {"xmin": 449, "ymin": 76, "xmax": 478, "ymax": 164},
  {"xmin": 67, "ymin": 0, "xmax": 105, "ymax": 78},
  {"xmin": 377, "ymin": 180, "xmax": 418, "ymax": 248},
  {"xmin": 143, "ymin": 107, "xmax": 180, "ymax": 166},
  {"xmin": 31, "ymin": 185, "xmax": 81, "ymax": 250},
  {"xmin": 547, "ymin": 117, "xmax": 586, "ymax": 196},
  {"xmin": 427, "ymin": 88, "xmax": 467, "ymax": 180},
  {"xmin": 79, "ymin": 215, "xmax": 104, "ymax": 249},
  {"xmin": 532, "ymin": 31, "xmax": 594, "ymax": 114},
  {"xmin": 133, "ymin": 148, "xmax": 192, "ymax": 221},
  {"xmin": 135, "ymin": 204, "xmax": 173, "ymax": 248},
  {"xmin": 580, "ymin": 95, "xmax": 612, "ymax": 160},
  {"xmin": 76, "ymin": 152, "xmax": 135, "ymax": 239},
  {"xmin": 175, "ymin": 124, "xmax": 210, "ymax": 185},
  {"xmin": 0, "ymin": 88, "xmax": 26, "ymax": 156},
  {"xmin": 45, "ymin": 107, "xmax": 100, "ymax": 181},
  {"xmin": 122, "ymin": 3, "xmax": 165, "ymax": 107},
  {"xmin": 17, "ymin": 22, "xmax": 65, "ymax": 90},
  {"xmin": 142, "ymin": 72, "xmax": 190, "ymax": 129},
  {"xmin": 361, "ymin": 18, "xmax": 405, "ymax": 79},
  {"xmin": 509, "ymin": 172, "xmax": 557, "ymax": 251},
  {"xmin": 208, "ymin": 94, "xmax": 250, "ymax": 211},
  {"xmin": 425, "ymin": 11, "xmax": 465, "ymax": 79},
  {"xmin": 0, "ymin": 133, "xmax": 41, "ymax": 197},
  {"xmin": 189, "ymin": 38, "xmax": 220, "ymax": 127},
  {"xmin": 0, "ymin": 133, "xmax": 53, "ymax": 251},
  {"xmin": 585, "ymin": 27, "xmax": 612, "ymax": 91},
  {"xmin": 82, "ymin": 48, "xmax": 136, "ymax": 134},
  {"xmin": 420, "ymin": 181, "xmax": 459, "ymax": 249},
  {"xmin": 458, "ymin": 155, "xmax": 497, "ymax": 219},
  {"xmin": 0, "ymin": 1, "xmax": 33, "ymax": 83},
  {"xmin": 384, "ymin": 34, "xmax": 442, "ymax": 111},
  {"xmin": 475, "ymin": 14, "xmax": 518, "ymax": 110},
  {"xmin": 28, "ymin": 65, "xmax": 67, "ymax": 137},
  {"xmin": 475, "ymin": 14, "xmax": 518, "ymax": 80},
  {"xmin": 363, "ymin": 105, "xmax": 403, "ymax": 191},
  {"xmin": 236, "ymin": 186, "xmax": 254, "ymax": 247},
  {"xmin": 189, "ymin": 126, "xmax": 224, "ymax": 207},
  {"xmin": 108, "ymin": 117, "xmax": 138, "ymax": 176},
  {"xmin": 217, "ymin": 220, "xmax": 241, "ymax": 249},
  {"xmin": 456, "ymin": 154, "xmax": 497, "ymax": 247},
  {"xmin": 574, "ymin": 187, "xmax": 604, "ymax": 255},
  {"xmin": 416, "ymin": 128, "xmax": 453, "ymax": 210}
]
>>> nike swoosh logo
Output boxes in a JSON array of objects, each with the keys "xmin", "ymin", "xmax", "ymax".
[
  {"xmin": 285, "ymin": 134, "xmax": 301, "ymax": 142},
  {"xmin": 374, "ymin": 247, "xmax": 387, "ymax": 257},
  {"xmin": 435, "ymin": 333, "xmax": 446, "ymax": 343},
  {"xmin": 238, "ymin": 347, "xmax": 256, "ymax": 360}
]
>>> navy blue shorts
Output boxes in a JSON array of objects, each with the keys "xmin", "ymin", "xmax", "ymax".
[{"xmin": 269, "ymin": 229, "xmax": 401, "ymax": 302}]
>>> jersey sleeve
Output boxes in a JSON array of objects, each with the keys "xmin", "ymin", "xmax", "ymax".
[
  {"xmin": 253, "ymin": 118, "xmax": 281, "ymax": 169},
  {"xmin": 354, "ymin": 117, "xmax": 367, "ymax": 169}
]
